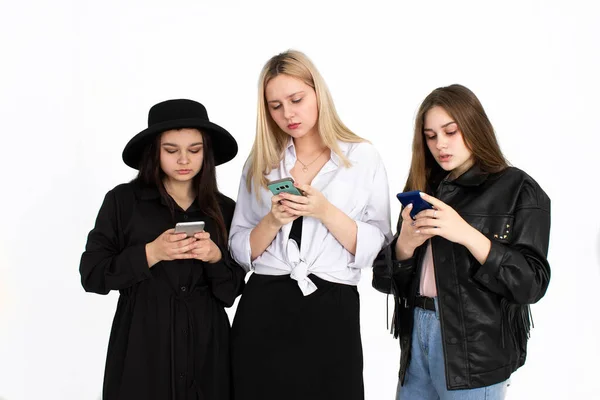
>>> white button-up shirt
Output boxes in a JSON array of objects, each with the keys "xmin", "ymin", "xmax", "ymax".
[{"xmin": 229, "ymin": 140, "xmax": 392, "ymax": 295}]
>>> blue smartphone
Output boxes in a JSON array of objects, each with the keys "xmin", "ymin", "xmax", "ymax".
[
  {"xmin": 267, "ymin": 177, "xmax": 304, "ymax": 196},
  {"xmin": 396, "ymin": 190, "xmax": 433, "ymax": 219}
]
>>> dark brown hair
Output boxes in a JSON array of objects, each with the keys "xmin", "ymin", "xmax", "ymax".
[
  {"xmin": 404, "ymin": 84, "xmax": 509, "ymax": 192},
  {"xmin": 136, "ymin": 130, "xmax": 228, "ymax": 246}
]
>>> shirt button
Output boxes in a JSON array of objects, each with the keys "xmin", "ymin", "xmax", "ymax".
[
  {"xmin": 440, "ymin": 256, "xmax": 446, "ymax": 263},
  {"xmin": 179, "ymin": 373, "xmax": 185, "ymax": 379},
  {"xmin": 182, "ymin": 329, "xmax": 187, "ymax": 335},
  {"xmin": 181, "ymin": 286, "xmax": 187, "ymax": 292},
  {"xmin": 454, "ymin": 376, "xmax": 462, "ymax": 383},
  {"xmin": 183, "ymin": 214, "xmax": 189, "ymax": 220},
  {"xmin": 481, "ymin": 273, "xmax": 490, "ymax": 283},
  {"xmin": 450, "ymin": 338, "xmax": 458, "ymax": 344}
]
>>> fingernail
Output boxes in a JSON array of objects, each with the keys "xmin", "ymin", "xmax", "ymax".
[
  {"xmin": 419, "ymin": 192, "xmax": 425, "ymax": 197},
  {"xmin": 407, "ymin": 203, "xmax": 413, "ymax": 208}
]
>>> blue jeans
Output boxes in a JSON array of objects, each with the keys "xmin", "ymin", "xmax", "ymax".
[{"xmin": 397, "ymin": 301, "xmax": 508, "ymax": 400}]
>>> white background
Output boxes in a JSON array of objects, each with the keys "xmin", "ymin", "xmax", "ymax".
[{"xmin": 1, "ymin": 1, "xmax": 599, "ymax": 399}]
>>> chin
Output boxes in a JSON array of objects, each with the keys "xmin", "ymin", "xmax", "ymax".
[
  {"xmin": 169, "ymin": 174, "xmax": 195, "ymax": 182},
  {"xmin": 285, "ymin": 130, "xmax": 305, "ymax": 138}
]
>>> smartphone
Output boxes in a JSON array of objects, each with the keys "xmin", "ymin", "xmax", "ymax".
[
  {"xmin": 267, "ymin": 177, "xmax": 304, "ymax": 196},
  {"xmin": 174, "ymin": 221, "xmax": 205, "ymax": 237},
  {"xmin": 396, "ymin": 191, "xmax": 433, "ymax": 219}
]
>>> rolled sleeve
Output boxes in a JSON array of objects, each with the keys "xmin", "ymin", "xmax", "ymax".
[
  {"xmin": 229, "ymin": 227, "xmax": 253, "ymax": 272},
  {"xmin": 228, "ymin": 168, "xmax": 261, "ymax": 272},
  {"xmin": 348, "ymin": 155, "xmax": 392, "ymax": 269},
  {"xmin": 348, "ymin": 220, "xmax": 386, "ymax": 268}
]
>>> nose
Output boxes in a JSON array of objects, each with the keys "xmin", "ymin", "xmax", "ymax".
[
  {"xmin": 178, "ymin": 152, "xmax": 190, "ymax": 164},
  {"xmin": 436, "ymin": 134, "xmax": 448, "ymax": 150},
  {"xmin": 283, "ymin": 105, "xmax": 295, "ymax": 120}
]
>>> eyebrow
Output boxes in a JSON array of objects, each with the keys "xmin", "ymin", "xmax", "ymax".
[
  {"xmin": 267, "ymin": 91, "xmax": 305, "ymax": 104},
  {"xmin": 161, "ymin": 142, "xmax": 203, "ymax": 147},
  {"xmin": 423, "ymin": 121, "xmax": 457, "ymax": 132}
]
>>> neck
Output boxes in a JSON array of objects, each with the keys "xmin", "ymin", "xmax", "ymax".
[
  {"xmin": 293, "ymin": 131, "xmax": 326, "ymax": 157},
  {"xmin": 163, "ymin": 178, "xmax": 195, "ymax": 201},
  {"xmin": 448, "ymin": 158, "xmax": 475, "ymax": 181}
]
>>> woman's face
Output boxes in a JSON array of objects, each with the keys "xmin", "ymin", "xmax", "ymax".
[
  {"xmin": 265, "ymin": 74, "xmax": 319, "ymax": 140},
  {"xmin": 423, "ymin": 106, "xmax": 474, "ymax": 179},
  {"xmin": 159, "ymin": 128, "xmax": 204, "ymax": 184}
]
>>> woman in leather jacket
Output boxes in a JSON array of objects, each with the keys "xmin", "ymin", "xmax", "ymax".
[{"xmin": 372, "ymin": 84, "xmax": 551, "ymax": 400}]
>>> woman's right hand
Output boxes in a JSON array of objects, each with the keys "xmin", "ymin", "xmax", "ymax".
[
  {"xmin": 249, "ymin": 194, "xmax": 298, "ymax": 261},
  {"xmin": 395, "ymin": 204, "xmax": 434, "ymax": 260},
  {"xmin": 267, "ymin": 193, "xmax": 299, "ymax": 228},
  {"xmin": 146, "ymin": 229, "xmax": 198, "ymax": 268}
]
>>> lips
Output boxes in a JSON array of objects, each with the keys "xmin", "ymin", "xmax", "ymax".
[
  {"xmin": 439, "ymin": 154, "xmax": 452, "ymax": 162},
  {"xmin": 176, "ymin": 169, "xmax": 192, "ymax": 174},
  {"xmin": 287, "ymin": 123, "xmax": 300, "ymax": 130}
]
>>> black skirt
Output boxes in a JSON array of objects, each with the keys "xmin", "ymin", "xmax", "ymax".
[{"xmin": 231, "ymin": 273, "xmax": 364, "ymax": 400}]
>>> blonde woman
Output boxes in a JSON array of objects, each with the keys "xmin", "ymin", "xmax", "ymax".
[{"xmin": 229, "ymin": 50, "xmax": 392, "ymax": 400}]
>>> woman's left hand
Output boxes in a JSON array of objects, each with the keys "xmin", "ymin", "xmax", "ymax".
[
  {"xmin": 278, "ymin": 183, "xmax": 331, "ymax": 221},
  {"xmin": 189, "ymin": 231, "xmax": 222, "ymax": 263},
  {"xmin": 413, "ymin": 193, "xmax": 474, "ymax": 245}
]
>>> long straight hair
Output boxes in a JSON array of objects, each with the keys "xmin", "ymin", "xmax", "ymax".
[
  {"xmin": 246, "ymin": 50, "xmax": 365, "ymax": 194},
  {"xmin": 136, "ymin": 130, "xmax": 228, "ymax": 246},
  {"xmin": 404, "ymin": 84, "xmax": 509, "ymax": 192}
]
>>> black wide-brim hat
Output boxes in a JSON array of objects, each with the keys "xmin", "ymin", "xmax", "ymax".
[{"xmin": 122, "ymin": 99, "xmax": 238, "ymax": 169}]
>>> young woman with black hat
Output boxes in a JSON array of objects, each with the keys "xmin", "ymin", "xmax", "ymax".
[
  {"xmin": 372, "ymin": 84, "xmax": 551, "ymax": 400},
  {"xmin": 228, "ymin": 50, "xmax": 392, "ymax": 400},
  {"xmin": 79, "ymin": 99, "xmax": 245, "ymax": 400}
]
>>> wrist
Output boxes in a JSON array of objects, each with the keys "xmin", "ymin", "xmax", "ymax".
[
  {"xmin": 145, "ymin": 243, "xmax": 158, "ymax": 268},
  {"xmin": 395, "ymin": 240, "xmax": 415, "ymax": 261},
  {"xmin": 459, "ymin": 224, "xmax": 480, "ymax": 247},
  {"xmin": 208, "ymin": 245, "xmax": 223, "ymax": 264},
  {"xmin": 317, "ymin": 201, "xmax": 334, "ymax": 224},
  {"xmin": 265, "ymin": 212, "xmax": 283, "ymax": 230}
]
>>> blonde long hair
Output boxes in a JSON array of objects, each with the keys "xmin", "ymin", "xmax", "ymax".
[{"xmin": 246, "ymin": 50, "xmax": 365, "ymax": 192}]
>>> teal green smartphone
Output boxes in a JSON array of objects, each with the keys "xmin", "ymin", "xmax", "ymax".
[{"xmin": 267, "ymin": 177, "xmax": 304, "ymax": 196}]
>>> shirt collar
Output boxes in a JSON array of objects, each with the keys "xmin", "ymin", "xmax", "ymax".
[
  {"xmin": 132, "ymin": 180, "xmax": 199, "ymax": 211},
  {"xmin": 285, "ymin": 137, "xmax": 350, "ymax": 168},
  {"xmin": 449, "ymin": 164, "xmax": 490, "ymax": 187},
  {"xmin": 133, "ymin": 181, "xmax": 161, "ymax": 200}
]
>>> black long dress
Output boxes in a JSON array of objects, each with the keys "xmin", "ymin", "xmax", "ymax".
[
  {"xmin": 231, "ymin": 217, "xmax": 364, "ymax": 400},
  {"xmin": 80, "ymin": 181, "xmax": 245, "ymax": 400}
]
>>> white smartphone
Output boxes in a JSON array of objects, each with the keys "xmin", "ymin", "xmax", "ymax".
[{"xmin": 174, "ymin": 221, "xmax": 205, "ymax": 237}]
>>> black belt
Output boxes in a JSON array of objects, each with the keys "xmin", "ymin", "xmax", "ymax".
[{"xmin": 414, "ymin": 296, "xmax": 436, "ymax": 311}]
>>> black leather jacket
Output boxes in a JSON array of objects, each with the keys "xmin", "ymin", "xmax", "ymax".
[{"xmin": 372, "ymin": 165, "xmax": 551, "ymax": 390}]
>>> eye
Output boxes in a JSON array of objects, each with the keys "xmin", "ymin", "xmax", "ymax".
[
  {"xmin": 425, "ymin": 135, "xmax": 436, "ymax": 140},
  {"xmin": 165, "ymin": 149, "xmax": 177, "ymax": 154},
  {"xmin": 446, "ymin": 130, "xmax": 457, "ymax": 136},
  {"xmin": 291, "ymin": 98, "xmax": 302, "ymax": 104},
  {"xmin": 271, "ymin": 104, "xmax": 281, "ymax": 110},
  {"xmin": 189, "ymin": 149, "xmax": 200, "ymax": 154}
]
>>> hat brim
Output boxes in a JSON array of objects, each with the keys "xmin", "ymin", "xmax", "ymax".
[{"xmin": 122, "ymin": 118, "xmax": 238, "ymax": 169}]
